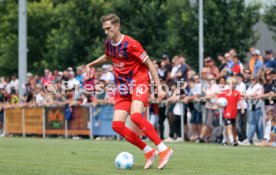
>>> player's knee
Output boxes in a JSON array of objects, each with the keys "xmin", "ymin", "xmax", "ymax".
[
  {"xmin": 112, "ymin": 121, "xmax": 125, "ymax": 132},
  {"xmin": 130, "ymin": 113, "xmax": 141, "ymax": 124}
]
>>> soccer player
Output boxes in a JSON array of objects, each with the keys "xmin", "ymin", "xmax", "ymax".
[
  {"xmin": 86, "ymin": 14, "xmax": 173, "ymax": 169},
  {"xmin": 217, "ymin": 77, "xmax": 245, "ymax": 146}
]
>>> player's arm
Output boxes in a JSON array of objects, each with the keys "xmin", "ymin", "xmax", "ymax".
[
  {"xmin": 143, "ymin": 58, "xmax": 165, "ymax": 100},
  {"xmin": 86, "ymin": 54, "xmax": 110, "ymax": 76}
]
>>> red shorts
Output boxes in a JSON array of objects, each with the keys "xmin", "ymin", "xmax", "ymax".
[{"xmin": 114, "ymin": 83, "xmax": 149, "ymax": 112}]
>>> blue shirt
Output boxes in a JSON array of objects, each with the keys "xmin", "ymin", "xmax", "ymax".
[{"xmin": 254, "ymin": 59, "xmax": 263, "ymax": 77}]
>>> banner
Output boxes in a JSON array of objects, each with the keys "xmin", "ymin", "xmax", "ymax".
[
  {"xmin": 24, "ymin": 108, "xmax": 43, "ymax": 134},
  {"xmin": 68, "ymin": 106, "xmax": 90, "ymax": 135},
  {"xmin": 92, "ymin": 105, "xmax": 116, "ymax": 136},
  {"xmin": 45, "ymin": 106, "xmax": 65, "ymax": 135},
  {"xmin": 5, "ymin": 108, "xmax": 23, "ymax": 134}
]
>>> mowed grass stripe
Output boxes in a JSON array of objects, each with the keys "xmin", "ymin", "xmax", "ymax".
[{"xmin": 0, "ymin": 138, "xmax": 275, "ymax": 175}]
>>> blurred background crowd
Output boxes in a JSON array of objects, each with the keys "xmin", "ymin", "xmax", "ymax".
[{"xmin": 0, "ymin": 46, "xmax": 276, "ymax": 145}]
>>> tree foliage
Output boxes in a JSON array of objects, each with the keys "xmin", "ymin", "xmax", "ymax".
[
  {"xmin": 263, "ymin": 2, "xmax": 276, "ymax": 41},
  {"xmin": 0, "ymin": 0, "xmax": 262, "ymax": 75}
]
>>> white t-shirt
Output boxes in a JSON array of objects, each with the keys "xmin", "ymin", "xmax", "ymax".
[
  {"xmin": 246, "ymin": 83, "xmax": 263, "ymax": 109},
  {"xmin": 100, "ymin": 72, "xmax": 115, "ymax": 82},
  {"xmin": 235, "ymin": 82, "xmax": 247, "ymax": 109}
]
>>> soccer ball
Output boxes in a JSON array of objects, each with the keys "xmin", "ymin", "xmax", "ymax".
[
  {"xmin": 115, "ymin": 152, "xmax": 134, "ymax": 170},
  {"xmin": 217, "ymin": 97, "xmax": 228, "ymax": 107}
]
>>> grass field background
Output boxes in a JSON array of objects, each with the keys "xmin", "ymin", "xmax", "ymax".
[{"xmin": 0, "ymin": 137, "xmax": 275, "ymax": 175}]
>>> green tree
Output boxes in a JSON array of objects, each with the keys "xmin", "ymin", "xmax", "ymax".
[{"xmin": 263, "ymin": 2, "xmax": 276, "ymax": 40}]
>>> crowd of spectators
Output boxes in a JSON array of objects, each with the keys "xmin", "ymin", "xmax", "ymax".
[{"xmin": 0, "ymin": 46, "xmax": 276, "ymax": 145}]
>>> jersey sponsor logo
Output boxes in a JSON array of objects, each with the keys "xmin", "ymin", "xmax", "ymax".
[{"xmin": 114, "ymin": 63, "xmax": 125, "ymax": 69}]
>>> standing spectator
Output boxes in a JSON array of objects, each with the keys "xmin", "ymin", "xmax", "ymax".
[
  {"xmin": 249, "ymin": 48, "xmax": 263, "ymax": 73},
  {"xmin": 159, "ymin": 57, "xmax": 172, "ymax": 82},
  {"xmin": 76, "ymin": 66, "xmax": 84, "ymax": 88},
  {"xmin": 265, "ymin": 49, "xmax": 276, "ymax": 69},
  {"xmin": 242, "ymin": 76, "xmax": 264, "ymax": 145},
  {"xmin": 225, "ymin": 53, "xmax": 233, "ymax": 71},
  {"xmin": 41, "ymin": 69, "xmax": 54, "ymax": 86},
  {"xmin": 170, "ymin": 56, "xmax": 181, "ymax": 82},
  {"xmin": 6, "ymin": 75, "xmax": 19, "ymax": 94},
  {"xmin": 217, "ymin": 54, "xmax": 227, "ymax": 72},
  {"xmin": 231, "ymin": 55, "xmax": 241, "ymax": 75},
  {"xmin": 251, "ymin": 50, "xmax": 264, "ymax": 77},
  {"xmin": 22, "ymin": 83, "xmax": 34, "ymax": 103},
  {"xmin": 235, "ymin": 74, "xmax": 248, "ymax": 142},
  {"xmin": 100, "ymin": 64, "xmax": 114, "ymax": 83},
  {"xmin": 204, "ymin": 57, "xmax": 220, "ymax": 79},
  {"xmin": 68, "ymin": 71, "xmax": 80, "ymax": 90},
  {"xmin": 175, "ymin": 56, "xmax": 189, "ymax": 81},
  {"xmin": 197, "ymin": 74, "xmax": 219, "ymax": 143},
  {"xmin": 0, "ymin": 86, "xmax": 5, "ymax": 136},
  {"xmin": 184, "ymin": 75, "xmax": 202, "ymax": 141},
  {"xmin": 243, "ymin": 68, "xmax": 252, "ymax": 89}
]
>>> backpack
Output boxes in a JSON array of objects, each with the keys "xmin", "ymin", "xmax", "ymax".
[{"xmin": 211, "ymin": 126, "xmax": 224, "ymax": 143}]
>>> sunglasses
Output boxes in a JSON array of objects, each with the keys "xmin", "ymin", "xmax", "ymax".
[
  {"xmin": 244, "ymin": 71, "xmax": 250, "ymax": 74},
  {"xmin": 265, "ymin": 73, "xmax": 271, "ymax": 76}
]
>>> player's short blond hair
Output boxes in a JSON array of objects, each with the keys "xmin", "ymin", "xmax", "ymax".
[{"xmin": 100, "ymin": 14, "xmax": 120, "ymax": 24}]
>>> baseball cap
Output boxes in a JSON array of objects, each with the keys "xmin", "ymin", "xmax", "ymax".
[
  {"xmin": 162, "ymin": 54, "xmax": 169, "ymax": 60},
  {"xmin": 265, "ymin": 49, "xmax": 273, "ymax": 54},
  {"xmin": 252, "ymin": 49, "xmax": 260, "ymax": 55}
]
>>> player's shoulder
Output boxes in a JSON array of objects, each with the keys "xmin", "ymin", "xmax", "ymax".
[
  {"xmin": 124, "ymin": 35, "xmax": 141, "ymax": 45},
  {"xmin": 104, "ymin": 39, "xmax": 112, "ymax": 48}
]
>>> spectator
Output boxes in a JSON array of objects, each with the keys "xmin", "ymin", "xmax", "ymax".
[
  {"xmin": 184, "ymin": 75, "xmax": 202, "ymax": 141},
  {"xmin": 204, "ymin": 57, "xmax": 220, "ymax": 79},
  {"xmin": 100, "ymin": 64, "xmax": 114, "ymax": 83},
  {"xmin": 76, "ymin": 66, "xmax": 84, "ymax": 88},
  {"xmin": 41, "ymin": 69, "xmax": 54, "ymax": 86},
  {"xmin": 251, "ymin": 50, "xmax": 264, "ymax": 77},
  {"xmin": 243, "ymin": 68, "xmax": 252, "ymax": 89},
  {"xmin": 225, "ymin": 53, "xmax": 233, "ymax": 71},
  {"xmin": 242, "ymin": 76, "xmax": 264, "ymax": 145},
  {"xmin": 231, "ymin": 55, "xmax": 241, "ymax": 75},
  {"xmin": 68, "ymin": 71, "xmax": 80, "ymax": 90},
  {"xmin": 22, "ymin": 83, "xmax": 34, "ymax": 103},
  {"xmin": 6, "ymin": 75, "xmax": 19, "ymax": 94},
  {"xmin": 27, "ymin": 72, "xmax": 36, "ymax": 90},
  {"xmin": 197, "ymin": 74, "xmax": 219, "ymax": 143},
  {"xmin": 159, "ymin": 57, "xmax": 172, "ymax": 83},
  {"xmin": 164, "ymin": 81, "xmax": 177, "ymax": 142},
  {"xmin": 235, "ymin": 73, "xmax": 248, "ymax": 142},
  {"xmin": 170, "ymin": 56, "xmax": 180, "ymax": 82},
  {"xmin": 265, "ymin": 49, "xmax": 276, "ymax": 69},
  {"xmin": 217, "ymin": 54, "xmax": 227, "ymax": 72},
  {"xmin": 175, "ymin": 56, "xmax": 189, "ymax": 81}
]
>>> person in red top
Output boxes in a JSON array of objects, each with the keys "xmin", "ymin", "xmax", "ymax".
[
  {"xmin": 217, "ymin": 77, "xmax": 244, "ymax": 146},
  {"xmin": 231, "ymin": 55, "xmax": 241, "ymax": 75},
  {"xmin": 85, "ymin": 14, "xmax": 173, "ymax": 170}
]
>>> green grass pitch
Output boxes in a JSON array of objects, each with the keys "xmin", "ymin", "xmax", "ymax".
[{"xmin": 0, "ymin": 138, "xmax": 275, "ymax": 175}]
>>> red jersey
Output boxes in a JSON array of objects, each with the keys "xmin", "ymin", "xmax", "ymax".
[
  {"xmin": 218, "ymin": 89, "xmax": 241, "ymax": 119},
  {"xmin": 104, "ymin": 35, "xmax": 150, "ymax": 87}
]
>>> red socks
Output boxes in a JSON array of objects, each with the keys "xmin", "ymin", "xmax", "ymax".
[
  {"xmin": 130, "ymin": 113, "xmax": 162, "ymax": 146},
  {"xmin": 112, "ymin": 121, "xmax": 146, "ymax": 150}
]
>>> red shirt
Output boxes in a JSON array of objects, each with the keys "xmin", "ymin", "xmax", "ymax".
[
  {"xmin": 231, "ymin": 63, "xmax": 241, "ymax": 74},
  {"xmin": 218, "ymin": 89, "xmax": 241, "ymax": 119},
  {"xmin": 104, "ymin": 35, "xmax": 150, "ymax": 87}
]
